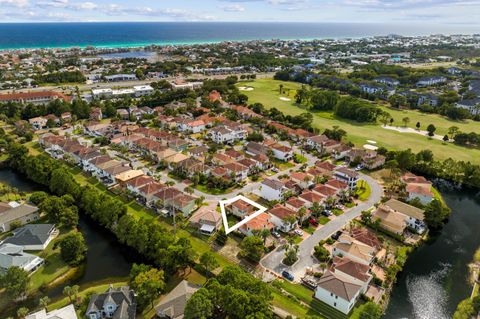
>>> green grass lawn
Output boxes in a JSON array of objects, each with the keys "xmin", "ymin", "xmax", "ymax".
[
  {"xmin": 318, "ymin": 216, "xmax": 330, "ymax": 225},
  {"xmin": 238, "ymin": 78, "xmax": 480, "ymax": 164},
  {"xmin": 355, "ymin": 180, "xmax": 371, "ymax": 201},
  {"xmin": 195, "ymin": 184, "xmax": 235, "ymax": 195},
  {"xmin": 275, "ymin": 280, "xmax": 349, "ymax": 319}
]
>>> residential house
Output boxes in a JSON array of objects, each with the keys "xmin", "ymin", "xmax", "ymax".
[
  {"xmin": 29, "ymin": 117, "xmax": 48, "ymax": 130},
  {"xmin": 268, "ymin": 205, "xmax": 298, "ymax": 233},
  {"xmin": 224, "ymin": 162, "xmax": 249, "ymax": 182},
  {"xmin": 271, "ymin": 143, "xmax": 293, "ymax": 161},
  {"xmin": 314, "ymin": 270, "xmax": 363, "ymax": 315},
  {"xmin": 155, "ymin": 280, "xmax": 200, "ymax": 319},
  {"xmin": 188, "ymin": 207, "xmax": 222, "ymax": 235},
  {"xmin": 372, "ymin": 206, "xmax": 407, "ymax": 235},
  {"xmin": 85, "ymin": 286, "xmax": 136, "ymax": 319},
  {"xmin": 176, "ymin": 158, "xmax": 205, "ymax": 176},
  {"xmin": 383, "ymin": 199, "xmax": 426, "ymax": 234},
  {"xmin": 401, "ymin": 172, "xmax": 434, "ymax": 204},
  {"xmin": 416, "ymin": 76, "xmax": 447, "ymax": 87},
  {"xmin": 299, "ymin": 191, "xmax": 325, "ymax": 209},
  {"xmin": 138, "ymin": 182, "xmax": 166, "ymax": 207},
  {"xmin": 455, "ymin": 98, "xmax": 480, "ymax": 115},
  {"xmin": 125, "ymin": 175, "xmax": 155, "ymax": 194},
  {"xmin": 26, "ymin": 304, "xmax": 78, "ymax": 319},
  {"xmin": 306, "ymin": 135, "xmax": 329, "ymax": 152},
  {"xmin": 334, "ymin": 167, "xmax": 359, "ymax": 190},
  {"xmin": 114, "ymin": 170, "xmax": 144, "ymax": 187},
  {"xmin": 90, "ymin": 107, "xmax": 103, "ymax": 121},
  {"xmin": 0, "ymin": 243, "xmax": 44, "ymax": 273},
  {"xmin": 332, "ymin": 237, "xmax": 375, "ymax": 266},
  {"xmin": 227, "ymin": 199, "xmax": 256, "ymax": 218},
  {"xmin": 177, "ymin": 119, "xmax": 206, "ymax": 133},
  {"xmin": 290, "ymin": 172, "xmax": 313, "ymax": 189},
  {"xmin": 332, "ymin": 257, "xmax": 372, "ymax": 292},
  {"xmin": 260, "ymin": 179, "xmax": 288, "ymax": 201},
  {"xmin": 2, "ymin": 224, "xmax": 56, "ymax": 250},
  {"xmin": 374, "ymin": 76, "xmax": 400, "ymax": 87},
  {"xmin": 239, "ymin": 212, "xmax": 274, "ymax": 237},
  {"xmin": 0, "ymin": 202, "xmax": 40, "ymax": 233},
  {"xmin": 168, "ymin": 194, "xmax": 197, "ymax": 217},
  {"xmin": 245, "ymin": 142, "xmax": 269, "ymax": 157}
]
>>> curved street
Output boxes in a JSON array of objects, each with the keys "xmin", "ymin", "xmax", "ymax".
[{"xmin": 260, "ymin": 173, "xmax": 383, "ymax": 280}]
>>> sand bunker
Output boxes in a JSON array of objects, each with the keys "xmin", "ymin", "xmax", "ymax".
[
  {"xmin": 279, "ymin": 97, "xmax": 291, "ymax": 101},
  {"xmin": 364, "ymin": 144, "xmax": 379, "ymax": 150},
  {"xmin": 239, "ymin": 86, "xmax": 254, "ymax": 91}
]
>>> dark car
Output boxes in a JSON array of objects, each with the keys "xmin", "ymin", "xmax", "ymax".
[
  {"xmin": 282, "ymin": 270, "xmax": 294, "ymax": 281},
  {"xmin": 331, "ymin": 230, "xmax": 343, "ymax": 240},
  {"xmin": 309, "ymin": 218, "xmax": 319, "ymax": 227}
]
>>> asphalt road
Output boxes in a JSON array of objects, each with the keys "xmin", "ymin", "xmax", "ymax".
[{"xmin": 260, "ymin": 173, "xmax": 383, "ymax": 280}]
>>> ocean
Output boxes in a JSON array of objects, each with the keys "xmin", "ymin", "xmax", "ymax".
[{"xmin": 0, "ymin": 22, "xmax": 476, "ymax": 50}]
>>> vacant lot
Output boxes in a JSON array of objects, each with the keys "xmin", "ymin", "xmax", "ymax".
[{"xmin": 238, "ymin": 78, "xmax": 480, "ymax": 164}]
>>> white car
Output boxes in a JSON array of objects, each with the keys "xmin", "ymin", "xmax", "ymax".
[{"xmin": 294, "ymin": 229, "xmax": 303, "ymax": 236}]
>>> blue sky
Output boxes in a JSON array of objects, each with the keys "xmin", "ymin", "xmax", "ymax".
[{"xmin": 0, "ymin": 0, "xmax": 479, "ymax": 25}]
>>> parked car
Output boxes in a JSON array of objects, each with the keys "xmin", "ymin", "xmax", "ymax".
[
  {"xmin": 331, "ymin": 230, "xmax": 342, "ymax": 240},
  {"xmin": 309, "ymin": 218, "xmax": 319, "ymax": 227},
  {"xmin": 282, "ymin": 270, "xmax": 294, "ymax": 281},
  {"xmin": 271, "ymin": 167, "xmax": 279, "ymax": 173},
  {"xmin": 322, "ymin": 210, "xmax": 332, "ymax": 217},
  {"xmin": 272, "ymin": 231, "xmax": 281, "ymax": 238},
  {"xmin": 294, "ymin": 229, "xmax": 303, "ymax": 237}
]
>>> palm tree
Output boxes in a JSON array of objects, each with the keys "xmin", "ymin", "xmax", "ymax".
[
  {"xmin": 402, "ymin": 117, "xmax": 410, "ymax": 127},
  {"xmin": 278, "ymin": 84, "xmax": 284, "ymax": 95},
  {"xmin": 260, "ymin": 228, "xmax": 270, "ymax": 244},
  {"xmin": 297, "ymin": 207, "xmax": 307, "ymax": 223},
  {"xmin": 63, "ymin": 286, "xmax": 73, "ymax": 303},
  {"xmin": 71, "ymin": 285, "xmax": 79, "ymax": 302},
  {"xmin": 17, "ymin": 307, "xmax": 29, "ymax": 319},
  {"xmin": 39, "ymin": 296, "xmax": 50, "ymax": 309}
]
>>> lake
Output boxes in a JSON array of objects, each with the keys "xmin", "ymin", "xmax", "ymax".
[
  {"xmin": 384, "ymin": 187, "xmax": 480, "ymax": 318},
  {"xmin": 0, "ymin": 169, "xmax": 134, "ymax": 298}
]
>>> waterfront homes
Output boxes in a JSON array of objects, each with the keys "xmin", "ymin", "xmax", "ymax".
[
  {"xmin": 26, "ymin": 304, "xmax": 78, "ymax": 319},
  {"xmin": 1, "ymin": 224, "xmax": 56, "ymax": 250},
  {"xmin": 0, "ymin": 243, "xmax": 44, "ymax": 273},
  {"xmin": 373, "ymin": 199, "xmax": 426, "ymax": 235},
  {"xmin": 314, "ymin": 270, "xmax": 363, "ymax": 315},
  {"xmin": 155, "ymin": 280, "xmax": 200, "ymax": 319},
  {"xmin": 401, "ymin": 172, "xmax": 434, "ymax": 204},
  {"xmin": 0, "ymin": 202, "xmax": 40, "ymax": 233},
  {"xmin": 332, "ymin": 235, "xmax": 375, "ymax": 266},
  {"xmin": 86, "ymin": 286, "xmax": 136, "ymax": 319}
]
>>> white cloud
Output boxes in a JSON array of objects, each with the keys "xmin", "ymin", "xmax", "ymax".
[
  {"xmin": 221, "ymin": 3, "xmax": 245, "ymax": 11},
  {"xmin": 0, "ymin": 0, "xmax": 29, "ymax": 7}
]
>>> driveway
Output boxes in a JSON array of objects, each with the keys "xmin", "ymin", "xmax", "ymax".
[{"xmin": 260, "ymin": 173, "xmax": 383, "ymax": 280}]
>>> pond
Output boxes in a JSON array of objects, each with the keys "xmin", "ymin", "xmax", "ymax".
[
  {"xmin": 0, "ymin": 169, "xmax": 135, "ymax": 298},
  {"xmin": 384, "ymin": 188, "xmax": 480, "ymax": 318}
]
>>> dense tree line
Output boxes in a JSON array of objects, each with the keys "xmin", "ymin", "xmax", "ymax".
[
  {"xmin": 453, "ymin": 131, "xmax": 480, "ymax": 148},
  {"xmin": 378, "ymin": 147, "xmax": 480, "ymax": 190},
  {"xmin": 37, "ymin": 70, "xmax": 86, "ymax": 84},
  {"xmin": 6, "ymin": 142, "xmax": 196, "ymax": 275}
]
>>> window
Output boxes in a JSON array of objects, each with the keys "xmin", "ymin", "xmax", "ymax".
[
  {"xmin": 334, "ymin": 302, "xmax": 337, "ymax": 307},
  {"xmin": 330, "ymin": 293, "xmax": 333, "ymax": 297}
]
